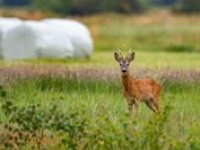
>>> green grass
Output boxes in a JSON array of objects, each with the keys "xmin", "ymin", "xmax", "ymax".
[
  {"xmin": 95, "ymin": 24, "xmax": 200, "ymax": 52},
  {"xmin": 0, "ymin": 51, "xmax": 200, "ymax": 69},
  {"xmin": 83, "ymin": 12, "xmax": 200, "ymax": 53},
  {"xmin": 0, "ymin": 11, "xmax": 200, "ymax": 149},
  {"xmin": 0, "ymin": 74, "xmax": 200, "ymax": 149}
]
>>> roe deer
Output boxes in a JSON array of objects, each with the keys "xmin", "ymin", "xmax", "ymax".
[{"xmin": 114, "ymin": 50, "xmax": 161, "ymax": 113}]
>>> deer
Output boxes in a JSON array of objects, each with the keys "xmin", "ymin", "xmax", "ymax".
[{"xmin": 114, "ymin": 50, "xmax": 161, "ymax": 113}]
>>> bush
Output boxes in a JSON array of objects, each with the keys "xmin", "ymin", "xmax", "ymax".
[{"xmin": 0, "ymin": 100, "xmax": 90, "ymax": 149}]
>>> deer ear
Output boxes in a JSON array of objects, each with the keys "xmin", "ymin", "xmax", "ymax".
[
  {"xmin": 114, "ymin": 52, "xmax": 122, "ymax": 62},
  {"xmin": 126, "ymin": 51, "xmax": 135, "ymax": 62}
]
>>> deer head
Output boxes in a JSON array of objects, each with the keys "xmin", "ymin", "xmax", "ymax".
[{"xmin": 114, "ymin": 50, "xmax": 135, "ymax": 74}]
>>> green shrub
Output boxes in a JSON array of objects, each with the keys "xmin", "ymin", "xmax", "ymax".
[
  {"xmin": 32, "ymin": 0, "xmax": 148, "ymax": 15},
  {"xmin": 0, "ymin": 84, "xmax": 6, "ymax": 98},
  {"xmin": 165, "ymin": 44, "xmax": 195, "ymax": 52},
  {"xmin": 0, "ymin": 100, "xmax": 90, "ymax": 149},
  {"xmin": 1, "ymin": 98, "xmax": 198, "ymax": 149},
  {"xmin": 173, "ymin": 0, "xmax": 200, "ymax": 13}
]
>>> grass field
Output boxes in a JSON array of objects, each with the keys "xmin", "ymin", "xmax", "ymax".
[
  {"xmin": 80, "ymin": 10, "xmax": 200, "ymax": 53},
  {"xmin": 1, "ymin": 51, "xmax": 200, "ymax": 69},
  {"xmin": 0, "ymin": 10, "xmax": 200, "ymax": 149}
]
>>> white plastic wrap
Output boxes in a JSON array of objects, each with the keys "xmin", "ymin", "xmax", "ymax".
[
  {"xmin": 2, "ymin": 21, "xmax": 74, "ymax": 60},
  {"xmin": 43, "ymin": 19, "xmax": 93, "ymax": 58},
  {"xmin": 0, "ymin": 18, "xmax": 22, "ymax": 58}
]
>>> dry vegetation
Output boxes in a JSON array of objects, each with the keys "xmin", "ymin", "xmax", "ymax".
[
  {"xmin": 0, "ymin": 8, "xmax": 47, "ymax": 20},
  {"xmin": 0, "ymin": 64, "xmax": 200, "ymax": 85}
]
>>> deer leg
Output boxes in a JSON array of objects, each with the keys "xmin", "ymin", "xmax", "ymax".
[
  {"xmin": 128, "ymin": 101, "xmax": 139, "ymax": 116},
  {"xmin": 128, "ymin": 101, "xmax": 133, "ymax": 112},
  {"xmin": 154, "ymin": 100, "xmax": 159, "ymax": 112},
  {"xmin": 133, "ymin": 101, "xmax": 139, "ymax": 114},
  {"xmin": 145, "ymin": 99, "xmax": 158, "ymax": 113}
]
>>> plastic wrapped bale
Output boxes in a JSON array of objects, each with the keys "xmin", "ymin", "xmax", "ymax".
[
  {"xmin": 2, "ymin": 21, "xmax": 74, "ymax": 60},
  {"xmin": 43, "ymin": 19, "xmax": 93, "ymax": 58},
  {"xmin": 0, "ymin": 18, "xmax": 22, "ymax": 58}
]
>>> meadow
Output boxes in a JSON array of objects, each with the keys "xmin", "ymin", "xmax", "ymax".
[{"xmin": 0, "ymin": 10, "xmax": 200, "ymax": 149}]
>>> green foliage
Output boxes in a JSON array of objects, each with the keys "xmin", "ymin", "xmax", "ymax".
[
  {"xmin": 174, "ymin": 0, "xmax": 200, "ymax": 13},
  {"xmin": 164, "ymin": 44, "xmax": 195, "ymax": 52},
  {"xmin": 32, "ymin": 0, "xmax": 148, "ymax": 15},
  {"xmin": 1, "ymin": 98, "xmax": 199, "ymax": 149},
  {"xmin": 0, "ymin": 100, "xmax": 90, "ymax": 149},
  {"xmin": 31, "ymin": 0, "xmax": 73, "ymax": 14},
  {"xmin": 0, "ymin": 84, "xmax": 6, "ymax": 98}
]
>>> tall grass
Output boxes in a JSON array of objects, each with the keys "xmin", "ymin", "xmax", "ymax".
[{"xmin": 0, "ymin": 65, "xmax": 200, "ymax": 149}]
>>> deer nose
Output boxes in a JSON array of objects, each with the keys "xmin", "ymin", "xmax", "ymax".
[{"xmin": 122, "ymin": 69, "xmax": 127, "ymax": 73}]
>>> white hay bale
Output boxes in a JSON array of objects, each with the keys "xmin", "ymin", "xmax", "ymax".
[
  {"xmin": 0, "ymin": 18, "xmax": 22, "ymax": 58},
  {"xmin": 43, "ymin": 19, "xmax": 93, "ymax": 58},
  {"xmin": 2, "ymin": 21, "xmax": 74, "ymax": 60}
]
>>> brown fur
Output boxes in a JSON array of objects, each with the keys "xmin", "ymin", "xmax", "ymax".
[
  {"xmin": 122, "ymin": 72, "xmax": 161, "ymax": 113},
  {"xmin": 114, "ymin": 50, "xmax": 161, "ymax": 113}
]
